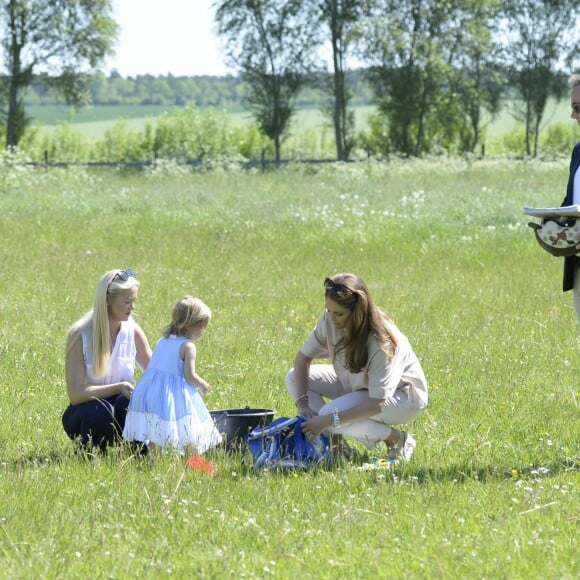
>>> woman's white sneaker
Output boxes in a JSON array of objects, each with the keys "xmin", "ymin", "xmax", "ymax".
[
  {"xmin": 400, "ymin": 434, "xmax": 416, "ymax": 462},
  {"xmin": 387, "ymin": 433, "xmax": 416, "ymax": 463}
]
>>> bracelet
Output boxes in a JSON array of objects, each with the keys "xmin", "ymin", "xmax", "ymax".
[
  {"xmin": 294, "ymin": 394, "xmax": 309, "ymax": 406},
  {"xmin": 332, "ymin": 408, "xmax": 341, "ymax": 429}
]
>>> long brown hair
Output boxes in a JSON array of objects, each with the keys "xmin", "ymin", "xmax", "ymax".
[{"xmin": 324, "ymin": 273, "xmax": 398, "ymax": 372}]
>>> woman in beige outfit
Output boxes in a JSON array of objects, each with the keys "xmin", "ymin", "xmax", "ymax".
[{"xmin": 285, "ymin": 273, "xmax": 428, "ymax": 461}]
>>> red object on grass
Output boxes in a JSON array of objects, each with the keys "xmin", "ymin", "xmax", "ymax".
[{"xmin": 185, "ymin": 456, "xmax": 216, "ymax": 475}]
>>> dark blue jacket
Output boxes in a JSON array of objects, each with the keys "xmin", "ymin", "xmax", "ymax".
[{"xmin": 561, "ymin": 143, "xmax": 580, "ymax": 292}]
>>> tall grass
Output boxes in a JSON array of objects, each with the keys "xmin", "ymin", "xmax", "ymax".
[{"xmin": 0, "ymin": 159, "xmax": 577, "ymax": 578}]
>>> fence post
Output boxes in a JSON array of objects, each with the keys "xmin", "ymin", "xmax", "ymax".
[{"xmin": 44, "ymin": 150, "xmax": 48, "ymax": 171}]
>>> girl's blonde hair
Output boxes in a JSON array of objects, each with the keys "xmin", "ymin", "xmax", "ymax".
[
  {"xmin": 67, "ymin": 269, "xmax": 139, "ymax": 376},
  {"xmin": 163, "ymin": 295, "xmax": 211, "ymax": 338}
]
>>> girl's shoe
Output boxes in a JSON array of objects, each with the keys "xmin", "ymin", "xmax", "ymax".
[{"xmin": 186, "ymin": 456, "xmax": 216, "ymax": 475}]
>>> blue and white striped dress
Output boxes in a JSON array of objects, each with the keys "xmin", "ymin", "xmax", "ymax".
[{"xmin": 123, "ymin": 336, "xmax": 222, "ymax": 453}]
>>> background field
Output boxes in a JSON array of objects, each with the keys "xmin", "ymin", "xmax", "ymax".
[
  {"xmin": 26, "ymin": 104, "xmax": 374, "ymax": 141},
  {"xmin": 27, "ymin": 99, "xmax": 574, "ymax": 142},
  {"xmin": 0, "ymin": 159, "xmax": 577, "ymax": 578}
]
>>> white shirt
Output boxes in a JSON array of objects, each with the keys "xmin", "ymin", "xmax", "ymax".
[
  {"xmin": 82, "ymin": 319, "xmax": 136, "ymax": 386},
  {"xmin": 300, "ymin": 311, "xmax": 428, "ymax": 406}
]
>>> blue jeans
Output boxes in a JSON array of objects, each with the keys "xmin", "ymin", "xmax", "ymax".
[{"xmin": 62, "ymin": 394, "xmax": 129, "ymax": 450}]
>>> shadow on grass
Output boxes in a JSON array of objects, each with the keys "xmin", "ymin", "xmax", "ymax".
[
  {"xmin": 236, "ymin": 450, "xmax": 577, "ymax": 482},
  {"xmin": 1, "ymin": 447, "xmax": 72, "ymax": 472},
  {"xmin": 2, "ymin": 441, "xmax": 576, "ymax": 485},
  {"xmin": 356, "ymin": 456, "xmax": 578, "ymax": 484},
  {"xmin": 0, "ymin": 439, "xmax": 151, "ymax": 472}
]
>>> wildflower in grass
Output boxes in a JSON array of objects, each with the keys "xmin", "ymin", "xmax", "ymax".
[{"xmin": 531, "ymin": 467, "xmax": 550, "ymax": 475}]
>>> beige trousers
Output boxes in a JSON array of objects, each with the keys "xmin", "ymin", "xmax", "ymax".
[{"xmin": 285, "ymin": 364, "xmax": 424, "ymax": 450}]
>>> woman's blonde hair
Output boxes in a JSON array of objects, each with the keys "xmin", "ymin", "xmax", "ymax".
[
  {"xmin": 324, "ymin": 273, "xmax": 398, "ymax": 372},
  {"xmin": 67, "ymin": 269, "xmax": 139, "ymax": 376},
  {"xmin": 163, "ymin": 295, "xmax": 211, "ymax": 338}
]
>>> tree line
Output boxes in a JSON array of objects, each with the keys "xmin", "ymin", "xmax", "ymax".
[
  {"xmin": 214, "ymin": 0, "xmax": 580, "ymax": 161},
  {"xmin": 23, "ymin": 69, "xmax": 375, "ymax": 110},
  {"xmin": 1, "ymin": 0, "xmax": 579, "ymax": 160}
]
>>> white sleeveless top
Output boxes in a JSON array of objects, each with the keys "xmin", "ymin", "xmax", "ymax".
[{"xmin": 82, "ymin": 318, "xmax": 136, "ymax": 386}]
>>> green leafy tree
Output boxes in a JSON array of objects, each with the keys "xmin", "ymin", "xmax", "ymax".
[
  {"xmin": 87, "ymin": 72, "xmax": 111, "ymax": 105},
  {"xmin": 0, "ymin": 0, "xmax": 117, "ymax": 148},
  {"xmin": 448, "ymin": 0, "xmax": 503, "ymax": 153},
  {"xmin": 317, "ymin": 0, "xmax": 364, "ymax": 161},
  {"xmin": 109, "ymin": 74, "xmax": 137, "ymax": 105},
  {"xmin": 360, "ymin": 0, "xmax": 462, "ymax": 156},
  {"xmin": 214, "ymin": 0, "xmax": 319, "ymax": 163},
  {"xmin": 500, "ymin": 0, "xmax": 580, "ymax": 156},
  {"xmin": 359, "ymin": 0, "xmax": 506, "ymax": 156}
]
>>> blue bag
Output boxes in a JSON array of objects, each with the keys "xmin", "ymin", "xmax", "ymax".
[{"xmin": 245, "ymin": 416, "xmax": 330, "ymax": 470}]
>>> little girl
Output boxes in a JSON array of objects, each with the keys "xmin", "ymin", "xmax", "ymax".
[{"xmin": 123, "ymin": 295, "xmax": 222, "ymax": 471}]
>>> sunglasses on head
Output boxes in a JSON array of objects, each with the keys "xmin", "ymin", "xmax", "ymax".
[
  {"xmin": 324, "ymin": 277, "xmax": 350, "ymax": 297},
  {"xmin": 114, "ymin": 269, "xmax": 137, "ymax": 282}
]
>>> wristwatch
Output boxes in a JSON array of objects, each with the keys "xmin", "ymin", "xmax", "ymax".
[{"xmin": 332, "ymin": 408, "xmax": 341, "ymax": 429}]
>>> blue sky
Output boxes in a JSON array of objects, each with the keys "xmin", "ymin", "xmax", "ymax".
[{"xmin": 105, "ymin": 0, "xmax": 232, "ymax": 77}]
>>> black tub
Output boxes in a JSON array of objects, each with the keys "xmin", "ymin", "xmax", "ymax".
[{"xmin": 210, "ymin": 407, "xmax": 276, "ymax": 449}]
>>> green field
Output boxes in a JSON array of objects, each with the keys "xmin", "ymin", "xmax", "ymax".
[
  {"xmin": 26, "ymin": 104, "xmax": 376, "ymax": 140},
  {"xmin": 28, "ymin": 99, "xmax": 573, "ymax": 137},
  {"xmin": 0, "ymin": 159, "xmax": 578, "ymax": 577}
]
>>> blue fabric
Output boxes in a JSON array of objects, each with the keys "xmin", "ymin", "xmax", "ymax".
[
  {"xmin": 246, "ymin": 416, "xmax": 330, "ymax": 470},
  {"xmin": 123, "ymin": 336, "xmax": 222, "ymax": 451},
  {"xmin": 127, "ymin": 336, "xmax": 209, "ymax": 423}
]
